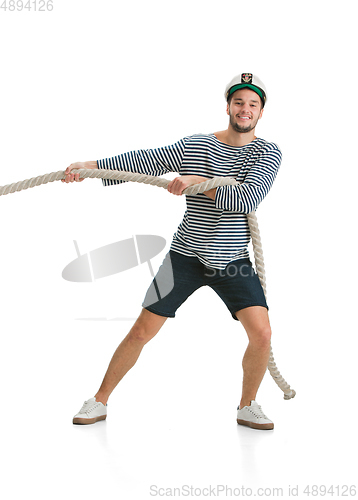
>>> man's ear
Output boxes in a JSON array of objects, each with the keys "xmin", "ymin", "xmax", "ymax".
[
  {"xmin": 226, "ymin": 102, "xmax": 230, "ymax": 115},
  {"xmin": 259, "ymin": 107, "xmax": 264, "ymax": 119}
]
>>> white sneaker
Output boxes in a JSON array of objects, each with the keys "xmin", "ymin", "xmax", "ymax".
[
  {"xmin": 73, "ymin": 397, "xmax": 107, "ymax": 425},
  {"xmin": 237, "ymin": 400, "xmax": 274, "ymax": 430}
]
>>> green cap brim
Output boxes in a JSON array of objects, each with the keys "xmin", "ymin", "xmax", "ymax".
[{"xmin": 228, "ymin": 84, "xmax": 264, "ymax": 101}]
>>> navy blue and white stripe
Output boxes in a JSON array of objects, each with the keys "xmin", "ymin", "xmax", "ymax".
[{"xmin": 97, "ymin": 134, "xmax": 282, "ymax": 269}]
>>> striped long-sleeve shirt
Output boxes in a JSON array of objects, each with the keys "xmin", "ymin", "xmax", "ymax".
[{"xmin": 97, "ymin": 133, "xmax": 282, "ymax": 269}]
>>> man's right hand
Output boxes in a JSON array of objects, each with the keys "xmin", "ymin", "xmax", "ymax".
[{"xmin": 62, "ymin": 161, "xmax": 98, "ymax": 183}]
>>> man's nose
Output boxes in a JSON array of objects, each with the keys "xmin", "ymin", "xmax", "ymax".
[{"xmin": 241, "ymin": 103, "xmax": 251, "ymax": 114}]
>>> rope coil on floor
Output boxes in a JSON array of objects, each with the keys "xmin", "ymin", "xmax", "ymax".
[{"xmin": 0, "ymin": 168, "xmax": 296, "ymax": 400}]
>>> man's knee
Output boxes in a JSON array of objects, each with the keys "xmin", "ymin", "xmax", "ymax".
[
  {"xmin": 128, "ymin": 309, "xmax": 167, "ymax": 344},
  {"xmin": 235, "ymin": 307, "xmax": 271, "ymax": 346},
  {"xmin": 249, "ymin": 324, "xmax": 272, "ymax": 349}
]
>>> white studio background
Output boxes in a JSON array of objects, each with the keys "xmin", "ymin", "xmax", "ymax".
[{"xmin": 0, "ymin": 1, "xmax": 357, "ymax": 499}]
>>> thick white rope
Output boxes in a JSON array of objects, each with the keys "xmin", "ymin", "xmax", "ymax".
[
  {"xmin": 246, "ymin": 212, "xmax": 296, "ymax": 400},
  {"xmin": 0, "ymin": 168, "xmax": 295, "ymax": 399}
]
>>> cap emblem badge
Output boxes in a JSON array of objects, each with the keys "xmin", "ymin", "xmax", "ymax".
[{"xmin": 241, "ymin": 73, "xmax": 253, "ymax": 84}]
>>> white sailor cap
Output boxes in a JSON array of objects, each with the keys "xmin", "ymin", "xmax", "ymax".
[{"xmin": 225, "ymin": 73, "xmax": 267, "ymax": 106}]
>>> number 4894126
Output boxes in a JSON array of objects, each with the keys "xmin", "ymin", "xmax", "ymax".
[{"xmin": 0, "ymin": 1, "xmax": 54, "ymax": 11}]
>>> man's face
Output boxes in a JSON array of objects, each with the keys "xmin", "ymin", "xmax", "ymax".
[{"xmin": 227, "ymin": 88, "xmax": 264, "ymax": 134}]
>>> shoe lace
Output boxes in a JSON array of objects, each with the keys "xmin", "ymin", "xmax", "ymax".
[
  {"xmin": 79, "ymin": 400, "xmax": 99, "ymax": 415},
  {"xmin": 248, "ymin": 404, "xmax": 268, "ymax": 420}
]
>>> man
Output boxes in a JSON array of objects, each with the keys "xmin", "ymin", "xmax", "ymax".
[{"xmin": 65, "ymin": 73, "xmax": 282, "ymax": 430}]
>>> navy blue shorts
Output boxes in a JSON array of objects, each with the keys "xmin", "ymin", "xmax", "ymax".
[{"xmin": 142, "ymin": 250, "xmax": 268, "ymax": 321}]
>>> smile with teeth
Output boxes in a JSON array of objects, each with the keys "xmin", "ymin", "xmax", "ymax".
[{"xmin": 237, "ymin": 116, "xmax": 251, "ymax": 120}]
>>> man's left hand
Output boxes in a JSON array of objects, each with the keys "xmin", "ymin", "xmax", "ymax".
[{"xmin": 167, "ymin": 175, "xmax": 209, "ymax": 196}]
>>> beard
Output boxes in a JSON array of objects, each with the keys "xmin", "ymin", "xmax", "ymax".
[{"xmin": 229, "ymin": 112, "xmax": 258, "ymax": 133}]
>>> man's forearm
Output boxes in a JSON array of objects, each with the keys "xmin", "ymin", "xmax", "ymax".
[{"xmin": 85, "ymin": 161, "xmax": 99, "ymax": 169}]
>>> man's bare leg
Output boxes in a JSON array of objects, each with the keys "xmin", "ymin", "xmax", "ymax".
[
  {"xmin": 94, "ymin": 308, "xmax": 167, "ymax": 405},
  {"xmin": 235, "ymin": 306, "xmax": 271, "ymax": 409}
]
